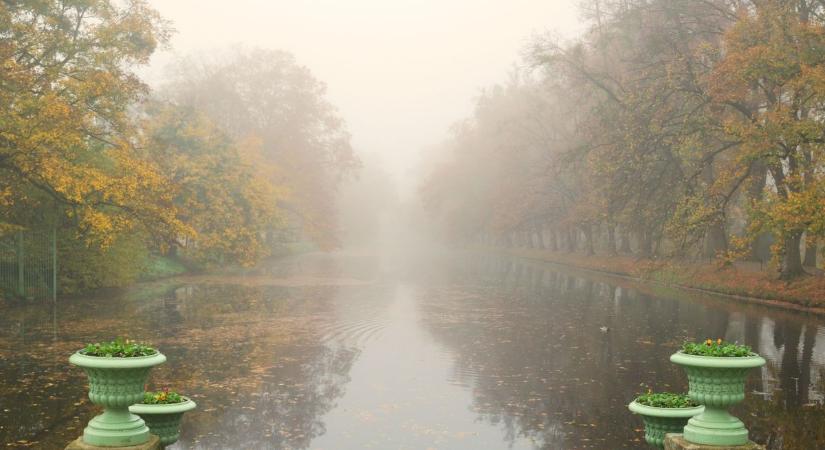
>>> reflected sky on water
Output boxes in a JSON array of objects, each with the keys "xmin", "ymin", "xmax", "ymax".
[{"xmin": 0, "ymin": 251, "xmax": 823, "ymax": 449}]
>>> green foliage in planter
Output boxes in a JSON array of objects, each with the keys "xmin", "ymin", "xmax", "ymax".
[
  {"xmin": 82, "ymin": 338, "xmax": 156, "ymax": 357},
  {"xmin": 635, "ymin": 392, "xmax": 699, "ymax": 408},
  {"xmin": 143, "ymin": 389, "xmax": 184, "ymax": 404},
  {"xmin": 681, "ymin": 338, "xmax": 754, "ymax": 357}
]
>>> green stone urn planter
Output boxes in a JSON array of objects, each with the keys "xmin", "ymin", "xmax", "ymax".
[
  {"xmin": 670, "ymin": 351, "xmax": 766, "ymax": 446},
  {"xmin": 69, "ymin": 350, "xmax": 166, "ymax": 447},
  {"xmin": 129, "ymin": 396, "xmax": 196, "ymax": 446},
  {"xmin": 628, "ymin": 400, "xmax": 704, "ymax": 448}
]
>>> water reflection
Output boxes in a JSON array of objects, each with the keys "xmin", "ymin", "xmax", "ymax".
[
  {"xmin": 419, "ymin": 255, "xmax": 825, "ymax": 449},
  {"xmin": 0, "ymin": 252, "xmax": 823, "ymax": 449},
  {"xmin": 0, "ymin": 260, "xmax": 368, "ymax": 449}
]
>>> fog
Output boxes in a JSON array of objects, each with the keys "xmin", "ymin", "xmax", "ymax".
[
  {"xmin": 142, "ymin": 0, "xmax": 582, "ymax": 202},
  {"xmin": 4, "ymin": 3, "xmax": 825, "ymax": 448}
]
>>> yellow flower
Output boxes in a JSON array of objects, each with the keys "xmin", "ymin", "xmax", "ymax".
[
  {"xmin": 717, "ymin": 338, "xmax": 722, "ymax": 345},
  {"xmin": 705, "ymin": 339, "xmax": 713, "ymax": 346}
]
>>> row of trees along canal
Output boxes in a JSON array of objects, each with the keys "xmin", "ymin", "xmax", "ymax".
[
  {"xmin": 422, "ymin": 0, "xmax": 825, "ymax": 280},
  {"xmin": 0, "ymin": 1, "xmax": 359, "ymax": 293}
]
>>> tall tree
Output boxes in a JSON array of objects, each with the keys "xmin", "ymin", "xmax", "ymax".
[
  {"xmin": 161, "ymin": 49, "xmax": 360, "ymax": 248},
  {"xmin": 143, "ymin": 103, "xmax": 283, "ymax": 266},
  {"xmin": 0, "ymin": 0, "xmax": 183, "ymax": 244},
  {"xmin": 710, "ymin": 0, "xmax": 825, "ymax": 278}
]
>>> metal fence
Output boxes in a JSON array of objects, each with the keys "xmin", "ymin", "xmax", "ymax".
[{"xmin": 0, "ymin": 228, "xmax": 56, "ymax": 300}]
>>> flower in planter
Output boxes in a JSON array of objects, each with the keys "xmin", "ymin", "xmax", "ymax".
[
  {"xmin": 628, "ymin": 391, "xmax": 703, "ymax": 449},
  {"xmin": 143, "ymin": 388, "xmax": 184, "ymax": 404},
  {"xmin": 130, "ymin": 388, "xmax": 197, "ymax": 446}
]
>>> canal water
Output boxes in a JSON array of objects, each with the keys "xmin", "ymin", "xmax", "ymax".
[{"xmin": 0, "ymin": 251, "xmax": 823, "ymax": 449}]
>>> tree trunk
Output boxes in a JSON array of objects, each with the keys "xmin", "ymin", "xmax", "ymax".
[
  {"xmin": 606, "ymin": 224, "xmax": 617, "ymax": 256},
  {"xmin": 549, "ymin": 228, "xmax": 558, "ymax": 251},
  {"xmin": 803, "ymin": 236, "xmax": 818, "ymax": 268},
  {"xmin": 703, "ymin": 224, "xmax": 728, "ymax": 259},
  {"xmin": 583, "ymin": 225, "xmax": 595, "ymax": 256},
  {"xmin": 746, "ymin": 161, "xmax": 768, "ymax": 261},
  {"xmin": 566, "ymin": 228, "xmax": 576, "ymax": 252},
  {"xmin": 780, "ymin": 231, "xmax": 805, "ymax": 280},
  {"xmin": 638, "ymin": 229, "xmax": 652, "ymax": 259},
  {"xmin": 535, "ymin": 226, "xmax": 545, "ymax": 249},
  {"xmin": 620, "ymin": 229, "xmax": 632, "ymax": 253}
]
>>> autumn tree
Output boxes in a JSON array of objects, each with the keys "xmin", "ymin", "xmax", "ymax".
[
  {"xmin": 710, "ymin": 0, "xmax": 825, "ymax": 278},
  {"xmin": 160, "ymin": 49, "xmax": 360, "ymax": 249},
  {"xmin": 142, "ymin": 103, "xmax": 283, "ymax": 266},
  {"xmin": 0, "ymin": 0, "xmax": 183, "ymax": 244}
]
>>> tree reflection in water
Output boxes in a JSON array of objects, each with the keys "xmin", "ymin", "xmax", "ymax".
[
  {"xmin": 0, "ymin": 280, "xmax": 361, "ymax": 449},
  {"xmin": 1, "ymin": 252, "xmax": 824, "ymax": 449},
  {"xmin": 419, "ymin": 255, "xmax": 825, "ymax": 449}
]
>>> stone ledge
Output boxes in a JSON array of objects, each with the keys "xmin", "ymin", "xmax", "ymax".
[
  {"xmin": 664, "ymin": 434, "xmax": 765, "ymax": 450},
  {"xmin": 65, "ymin": 435, "xmax": 162, "ymax": 450}
]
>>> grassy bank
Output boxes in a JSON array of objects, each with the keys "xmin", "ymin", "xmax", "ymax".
[
  {"xmin": 138, "ymin": 242, "xmax": 319, "ymax": 282},
  {"xmin": 139, "ymin": 255, "xmax": 190, "ymax": 281},
  {"xmin": 500, "ymin": 248, "xmax": 825, "ymax": 312}
]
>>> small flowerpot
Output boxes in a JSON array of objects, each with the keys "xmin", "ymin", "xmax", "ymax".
[
  {"xmin": 628, "ymin": 400, "xmax": 704, "ymax": 449},
  {"xmin": 670, "ymin": 351, "xmax": 766, "ymax": 446},
  {"xmin": 129, "ymin": 397, "xmax": 196, "ymax": 446},
  {"xmin": 69, "ymin": 350, "xmax": 166, "ymax": 447}
]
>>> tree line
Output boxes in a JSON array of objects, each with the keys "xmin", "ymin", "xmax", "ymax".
[
  {"xmin": 0, "ymin": 1, "xmax": 358, "ymax": 291},
  {"xmin": 422, "ymin": 0, "xmax": 825, "ymax": 279}
]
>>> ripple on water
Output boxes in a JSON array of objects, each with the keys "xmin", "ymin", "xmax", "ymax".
[{"xmin": 319, "ymin": 317, "xmax": 386, "ymax": 347}]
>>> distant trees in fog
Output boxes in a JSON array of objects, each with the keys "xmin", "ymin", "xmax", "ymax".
[{"xmin": 422, "ymin": 0, "xmax": 825, "ymax": 279}]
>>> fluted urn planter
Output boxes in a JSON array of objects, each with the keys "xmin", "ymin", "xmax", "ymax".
[
  {"xmin": 129, "ymin": 397, "xmax": 196, "ymax": 446},
  {"xmin": 628, "ymin": 400, "xmax": 704, "ymax": 448},
  {"xmin": 69, "ymin": 350, "xmax": 166, "ymax": 447},
  {"xmin": 670, "ymin": 351, "xmax": 766, "ymax": 446}
]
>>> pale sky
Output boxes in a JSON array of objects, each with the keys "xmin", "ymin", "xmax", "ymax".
[{"xmin": 143, "ymin": 0, "xmax": 584, "ymax": 198}]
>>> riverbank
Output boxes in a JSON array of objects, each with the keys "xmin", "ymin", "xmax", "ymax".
[
  {"xmin": 497, "ymin": 247, "xmax": 825, "ymax": 314},
  {"xmin": 142, "ymin": 242, "xmax": 319, "ymax": 282}
]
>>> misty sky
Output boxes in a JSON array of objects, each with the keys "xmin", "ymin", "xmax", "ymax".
[{"xmin": 144, "ymin": 0, "xmax": 584, "ymax": 198}]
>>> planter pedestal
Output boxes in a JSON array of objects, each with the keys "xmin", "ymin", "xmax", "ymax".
[
  {"xmin": 670, "ymin": 352, "xmax": 765, "ymax": 446},
  {"xmin": 664, "ymin": 434, "xmax": 765, "ymax": 450},
  {"xmin": 65, "ymin": 434, "xmax": 162, "ymax": 450},
  {"xmin": 69, "ymin": 351, "xmax": 166, "ymax": 446}
]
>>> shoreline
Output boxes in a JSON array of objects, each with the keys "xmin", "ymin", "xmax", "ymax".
[{"xmin": 493, "ymin": 247, "xmax": 825, "ymax": 317}]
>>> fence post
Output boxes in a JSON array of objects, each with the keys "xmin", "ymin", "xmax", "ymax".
[
  {"xmin": 52, "ymin": 226, "xmax": 57, "ymax": 302},
  {"xmin": 17, "ymin": 230, "xmax": 24, "ymax": 297}
]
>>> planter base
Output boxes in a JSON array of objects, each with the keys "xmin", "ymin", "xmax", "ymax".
[
  {"xmin": 66, "ymin": 434, "xmax": 162, "ymax": 450},
  {"xmin": 640, "ymin": 416, "xmax": 694, "ymax": 449},
  {"xmin": 82, "ymin": 409, "xmax": 150, "ymax": 447},
  {"xmin": 139, "ymin": 412, "xmax": 185, "ymax": 446},
  {"xmin": 664, "ymin": 434, "xmax": 765, "ymax": 450},
  {"xmin": 683, "ymin": 407, "xmax": 748, "ymax": 446}
]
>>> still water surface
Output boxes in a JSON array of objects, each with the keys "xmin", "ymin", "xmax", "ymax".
[{"xmin": 1, "ymin": 251, "xmax": 824, "ymax": 449}]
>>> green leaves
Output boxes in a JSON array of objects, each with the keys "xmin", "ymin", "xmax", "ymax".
[
  {"xmin": 681, "ymin": 339, "xmax": 754, "ymax": 357},
  {"xmin": 82, "ymin": 338, "xmax": 156, "ymax": 358},
  {"xmin": 635, "ymin": 392, "xmax": 698, "ymax": 409}
]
